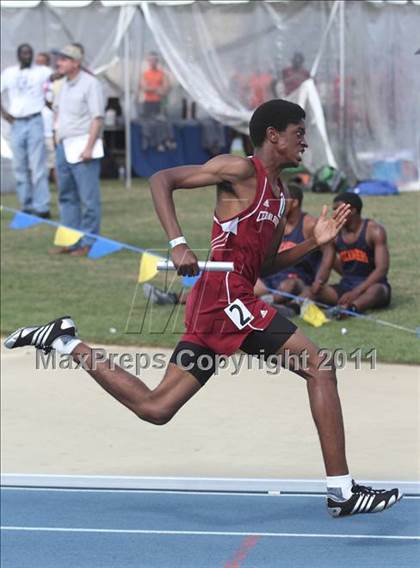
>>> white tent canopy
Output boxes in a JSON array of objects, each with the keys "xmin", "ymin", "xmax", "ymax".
[
  {"xmin": 2, "ymin": 0, "xmax": 420, "ymax": 5},
  {"xmin": 1, "ymin": 0, "xmax": 419, "ymax": 188}
]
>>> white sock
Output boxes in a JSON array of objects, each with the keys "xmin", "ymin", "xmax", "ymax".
[
  {"xmin": 52, "ymin": 335, "xmax": 82, "ymax": 355},
  {"xmin": 326, "ymin": 474, "xmax": 353, "ymax": 499}
]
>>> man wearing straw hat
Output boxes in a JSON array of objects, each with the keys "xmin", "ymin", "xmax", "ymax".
[{"xmin": 49, "ymin": 43, "xmax": 105, "ymax": 257}]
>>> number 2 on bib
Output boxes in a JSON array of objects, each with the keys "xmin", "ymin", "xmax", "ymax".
[{"xmin": 224, "ymin": 298, "xmax": 254, "ymax": 330}]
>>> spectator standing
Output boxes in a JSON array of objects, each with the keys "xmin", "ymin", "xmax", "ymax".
[
  {"xmin": 282, "ymin": 52, "xmax": 310, "ymax": 96},
  {"xmin": 0, "ymin": 44, "xmax": 51, "ymax": 217},
  {"xmin": 139, "ymin": 52, "xmax": 169, "ymax": 117},
  {"xmin": 50, "ymin": 44, "xmax": 104, "ymax": 257},
  {"xmin": 35, "ymin": 52, "xmax": 56, "ymax": 183}
]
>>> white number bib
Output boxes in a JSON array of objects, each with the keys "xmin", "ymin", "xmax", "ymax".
[{"xmin": 224, "ymin": 298, "xmax": 254, "ymax": 330}]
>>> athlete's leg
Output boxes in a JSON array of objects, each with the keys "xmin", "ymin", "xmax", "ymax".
[
  {"xmin": 72, "ymin": 344, "xmax": 202, "ymax": 424},
  {"xmin": 259, "ymin": 277, "xmax": 302, "ymax": 304},
  {"xmin": 5, "ymin": 317, "xmax": 201, "ymax": 425},
  {"xmin": 299, "ymin": 284, "xmax": 314, "ymax": 299},
  {"xmin": 350, "ymin": 283, "xmax": 390, "ymax": 312},
  {"xmin": 275, "ymin": 277, "xmax": 305, "ymax": 304},
  {"xmin": 5, "ymin": 318, "xmax": 215, "ymax": 425},
  {"xmin": 241, "ymin": 313, "xmax": 401, "ymax": 516},
  {"xmin": 278, "ymin": 330, "xmax": 349, "ymax": 476},
  {"xmin": 314, "ymin": 284, "xmax": 340, "ymax": 306}
]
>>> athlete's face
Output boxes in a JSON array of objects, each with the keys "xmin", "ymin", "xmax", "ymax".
[
  {"xmin": 286, "ymin": 121, "xmax": 307, "ymax": 166},
  {"xmin": 270, "ymin": 120, "xmax": 307, "ymax": 168}
]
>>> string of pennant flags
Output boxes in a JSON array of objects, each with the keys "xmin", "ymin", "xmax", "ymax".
[
  {"xmin": 2, "ymin": 205, "xmax": 418, "ymax": 336},
  {"xmin": 2, "ymin": 206, "xmax": 176, "ymax": 285}
]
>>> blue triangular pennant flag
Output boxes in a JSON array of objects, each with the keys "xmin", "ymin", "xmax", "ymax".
[
  {"xmin": 88, "ymin": 237, "xmax": 124, "ymax": 259},
  {"xmin": 182, "ymin": 274, "xmax": 201, "ymax": 287},
  {"xmin": 9, "ymin": 212, "xmax": 43, "ymax": 230}
]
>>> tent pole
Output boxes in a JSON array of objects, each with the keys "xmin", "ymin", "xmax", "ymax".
[
  {"xmin": 339, "ymin": 0, "xmax": 346, "ymax": 166},
  {"xmin": 310, "ymin": 0, "xmax": 339, "ymax": 78},
  {"xmin": 123, "ymin": 17, "xmax": 132, "ymax": 190}
]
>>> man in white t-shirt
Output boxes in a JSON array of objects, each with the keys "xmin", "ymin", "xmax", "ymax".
[{"xmin": 0, "ymin": 44, "xmax": 51, "ymax": 217}]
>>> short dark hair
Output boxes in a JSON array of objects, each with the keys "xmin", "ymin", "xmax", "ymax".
[
  {"xmin": 333, "ymin": 191, "xmax": 363, "ymax": 213},
  {"xmin": 249, "ymin": 99, "xmax": 305, "ymax": 147},
  {"xmin": 287, "ymin": 182, "xmax": 303, "ymax": 206}
]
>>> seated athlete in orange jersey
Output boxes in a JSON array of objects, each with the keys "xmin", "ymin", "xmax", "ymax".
[{"xmin": 313, "ymin": 192, "xmax": 391, "ymax": 313}]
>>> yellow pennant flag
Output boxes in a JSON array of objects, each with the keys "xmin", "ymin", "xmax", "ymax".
[
  {"xmin": 138, "ymin": 252, "xmax": 159, "ymax": 283},
  {"xmin": 54, "ymin": 226, "xmax": 84, "ymax": 247},
  {"xmin": 301, "ymin": 299, "xmax": 329, "ymax": 328}
]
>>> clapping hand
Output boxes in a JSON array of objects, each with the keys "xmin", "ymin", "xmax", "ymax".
[{"xmin": 313, "ymin": 203, "xmax": 350, "ymax": 247}]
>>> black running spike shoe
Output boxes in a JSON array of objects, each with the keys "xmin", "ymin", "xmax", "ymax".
[
  {"xmin": 327, "ymin": 481, "xmax": 403, "ymax": 517},
  {"xmin": 4, "ymin": 316, "xmax": 77, "ymax": 354}
]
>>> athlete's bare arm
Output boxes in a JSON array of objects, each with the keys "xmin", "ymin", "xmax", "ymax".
[
  {"xmin": 260, "ymin": 204, "xmax": 350, "ymax": 278},
  {"xmin": 360, "ymin": 222, "xmax": 389, "ymax": 290},
  {"xmin": 311, "ymin": 243, "xmax": 336, "ymax": 295},
  {"xmin": 302, "ymin": 215, "xmax": 336, "ymax": 295},
  {"xmin": 333, "ymin": 254, "xmax": 344, "ymax": 275},
  {"xmin": 149, "ymin": 155, "xmax": 255, "ymax": 276}
]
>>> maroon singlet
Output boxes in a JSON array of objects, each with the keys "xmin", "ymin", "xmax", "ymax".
[{"xmin": 181, "ymin": 156, "xmax": 287, "ymax": 356}]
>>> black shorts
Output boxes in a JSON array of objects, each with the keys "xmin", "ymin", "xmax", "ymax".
[{"xmin": 169, "ymin": 312, "xmax": 297, "ymax": 386}]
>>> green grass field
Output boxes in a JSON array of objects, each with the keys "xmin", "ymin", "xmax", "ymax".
[{"xmin": 1, "ymin": 180, "xmax": 419, "ymax": 364}]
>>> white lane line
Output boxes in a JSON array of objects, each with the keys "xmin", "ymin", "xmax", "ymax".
[
  {"xmin": 1, "ymin": 487, "xmax": 419, "ymax": 499},
  {"xmin": 1, "ymin": 527, "xmax": 419, "ymax": 540}
]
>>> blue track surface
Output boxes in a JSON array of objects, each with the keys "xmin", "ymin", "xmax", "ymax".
[{"xmin": 1, "ymin": 487, "xmax": 419, "ymax": 567}]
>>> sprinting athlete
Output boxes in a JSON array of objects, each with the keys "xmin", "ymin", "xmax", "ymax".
[
  {"xmin": 5, "ymin": 100, "xmax": 402, "ymax": 517},
  {"xmin": 314, "ymin": 192, "xmax": 391, "ymax": 313}
]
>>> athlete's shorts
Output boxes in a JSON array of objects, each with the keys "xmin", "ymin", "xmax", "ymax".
[
  {"xmin": 181, "ymin": 271, "xmax": 293, "ymax": 356},
  {"xmin": 170, "ymin": 311, "xmax": 297, "ymax": 386},
  {"xmin": 332, "ymin": 277, "xmax": 392, "ymax": 307}
]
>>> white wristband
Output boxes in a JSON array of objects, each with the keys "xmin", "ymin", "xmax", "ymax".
[{"xmin": 169, "ymin": 236, "xmax": 187, "ymax": 249}]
